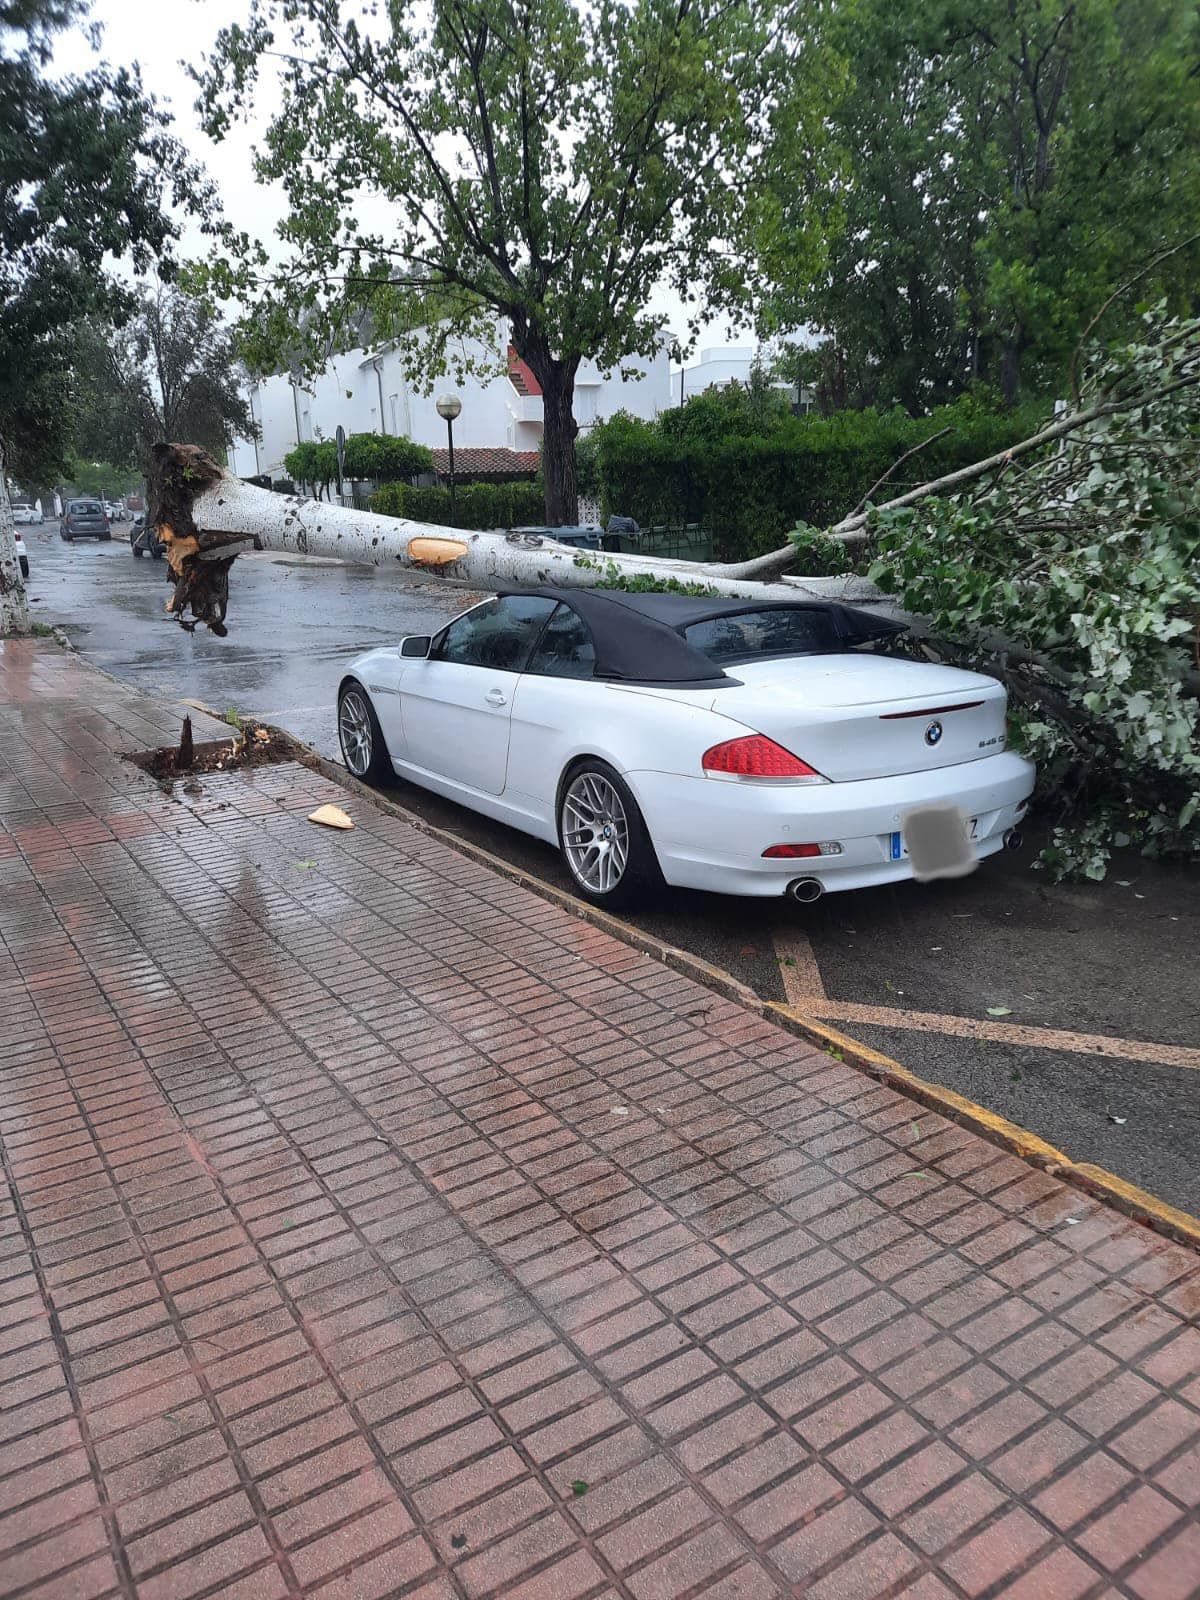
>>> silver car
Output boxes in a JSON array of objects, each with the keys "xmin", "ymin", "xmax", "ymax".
[{"xmin": 60, "ymin": 499, "xmax": 111, "ymax": 542}]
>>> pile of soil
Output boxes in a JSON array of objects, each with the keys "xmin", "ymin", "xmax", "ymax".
[{"xmin": 130, "ymin": 722, "xmax": 294, "ymax": 780}]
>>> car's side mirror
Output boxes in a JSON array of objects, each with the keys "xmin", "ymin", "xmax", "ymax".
[{"xmin": 399, "ymin": 635, "xmax": 432, "ymax": 659}]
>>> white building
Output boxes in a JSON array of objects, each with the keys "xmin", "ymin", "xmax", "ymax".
[
  {"xmin": 669, "ymin": 344, "xmax": 814, "ymax": 411},
  {"xmin": 228, "ymin": 321, "xmax": 671, "ymax": 483}
]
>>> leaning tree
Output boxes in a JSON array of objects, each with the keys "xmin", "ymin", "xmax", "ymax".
[{"xmin": 193, "ymin": 0, "xmax": 821, "ymax": 526}]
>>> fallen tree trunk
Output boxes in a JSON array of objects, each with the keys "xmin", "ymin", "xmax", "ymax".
[{"xmin": 145, "ymin": 443, "xmax": 883, "ymax": 635}]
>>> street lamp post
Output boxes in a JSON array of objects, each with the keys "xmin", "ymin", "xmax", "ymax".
[{"xmin": 436, "ymin": 394, "xmax": 462, "ymax": 518}]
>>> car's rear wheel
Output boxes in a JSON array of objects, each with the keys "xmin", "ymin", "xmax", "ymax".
[
  {"xmin": 558, "ymin": 759, "xmax": 661, "ymax": 908},
  {"xmin": 101, "ymin": 531, "xmax": 112, "ymax": 541},
  {"xmin": 61, "ymin": 528, "xmax": 71, "ymax": 542},
  {"xmin": 337, "ymin": 683, "xmax": 393, "ymax": 785}
]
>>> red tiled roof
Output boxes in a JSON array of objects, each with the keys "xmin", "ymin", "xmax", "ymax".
[
  {"xmin": 431, "ymin": 447, "xmax": 540, "ymax": 477},
  {"xmin": 507, "ymin": 345, "xmax": 543, "ymax": 396}
]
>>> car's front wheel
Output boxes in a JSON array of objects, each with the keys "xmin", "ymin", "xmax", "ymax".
[
  {"xmin": 558, "ymin": 759, "xmax": 661, "ymax": 909},
  {"xmin": 337, "ymin": 683, "xmax": 393, "ymax": 785}
]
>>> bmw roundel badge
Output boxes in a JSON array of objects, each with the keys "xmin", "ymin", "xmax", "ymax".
[{"xmin": 924, "ymin": 719, "xmax": 944, "ymax": 747}]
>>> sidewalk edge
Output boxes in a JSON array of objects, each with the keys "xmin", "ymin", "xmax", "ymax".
[{"xmin": 227, "ymin": 715, "xmax": 1200, "ymax": 1255}]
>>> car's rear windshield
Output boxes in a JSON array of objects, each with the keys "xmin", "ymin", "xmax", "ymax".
[
  {"xmin": 70, "ymin": 501, "xmax": 102, "ymax": 514},
  {"xmin": 682, "ymin": 607, "xmax": 843, "ymax": 664}
]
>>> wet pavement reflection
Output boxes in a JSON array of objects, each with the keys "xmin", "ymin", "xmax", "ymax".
[{"xmin": 28, "ymin": 527, "xmax": 471, "ymax": 756}]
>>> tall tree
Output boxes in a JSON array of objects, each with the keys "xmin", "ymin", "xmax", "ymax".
[
  {"xmin": 761, "ymin": 0, "xmax": 1200, "ymax": 409},
  {"xmin": 194, "ymin": 0, "xmax": 810, "ymax": 525},
  {"xmin": 73, "ymin": 286, "xmax": 258, "ymax": 471},
  {"xmin": 0, "ymin": 0, "xmax": 198, "ymax": 630}
]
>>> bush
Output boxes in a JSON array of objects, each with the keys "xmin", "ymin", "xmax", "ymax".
[
  {"xmin": 341, "ymin": 433, "xmax": 433, "ymax": 481},
  {"xmin": 594, "ymin": 391, "xmax": 1040, "ymax": 560},
  {"xmin": 283, "ymin": 440, "xmax": 337, "ymax": 493},
  {"xmin": 371, "ymin": 480, "xmax": 547, "ymax": 529}
]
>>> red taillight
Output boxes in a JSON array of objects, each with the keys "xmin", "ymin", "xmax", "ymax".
[
  {"xmin": 702, "ymin": 735, "xmax": 827, "ymax": 783},
  {"xmin": 762, "ymin": 842, "xmax": 822, "ymax": 858}
]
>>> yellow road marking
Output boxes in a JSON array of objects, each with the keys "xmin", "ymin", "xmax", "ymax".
[
  {"xmin": 772, "ymin": 928, "xmax": 827, "ymax": 1004},
  {"xmin": 800, "ymin": 1000, "xmax": 1200, "ymax": 1072}
]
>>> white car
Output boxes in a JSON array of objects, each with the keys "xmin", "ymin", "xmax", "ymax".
[{"xmin": 337, "ymin": 589, "xmax": 1035, "ymax": 906}]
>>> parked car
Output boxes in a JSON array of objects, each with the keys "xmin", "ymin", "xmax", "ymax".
[
  {"xmin": 129, "ymin": 516, "xmax": 163, "ymax": 559},
  {"xmin": 12, "ymin": 503, "xmax": 37, "ymax": 525},
  {"xmin": 60, "ymin": 499, "xmax": 111, "ymax": 542},
  {"xmin": 336, "ymin": 588, "xmax": 1035, "ymax": 906},
  {"xmin": 14, "ymin": 532, "xmax": 28, "ymax": 578}
]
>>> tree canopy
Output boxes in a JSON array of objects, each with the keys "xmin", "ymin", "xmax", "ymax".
[
  {"xmin": 761, "ymin": 0, "xmax": 1200, "ymax": 410},
  {"xmin": 283, "ymin": 433, "xmax": 434, "ymax": 496},
  {"xmin": 72, "ymin": 285, "xmax": 257, "ymax": 471},
  {"xmin": 194, "ymin": 0, "xmax": 804, "ymax": 524},
  {"xmin": 0, "ymin": 0, "xmax": 199, "ymax": 485}
]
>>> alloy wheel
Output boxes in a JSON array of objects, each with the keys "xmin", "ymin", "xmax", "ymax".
[
  {"xmin": 339, "ymin": 691, "xmax": 372, "ymax": 777},
  {"xmin": 562, "ymin": 772, "xmax": 630, "ymax": 895}
]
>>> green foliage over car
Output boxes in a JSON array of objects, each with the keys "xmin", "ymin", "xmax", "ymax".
[{"xmin": 866, "ymin": 307, "xmax": 1200, "ymax": 879}]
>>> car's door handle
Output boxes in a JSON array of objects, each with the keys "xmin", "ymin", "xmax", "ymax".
[{"xmin": 486, "ymin": 688, "xmax": 507, "ymax": 707}]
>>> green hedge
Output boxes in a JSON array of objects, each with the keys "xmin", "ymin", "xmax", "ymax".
[
  {"xmin": 342, "ymin": 433, "xmax": 433, "ymax": 481},
  {"xmin": 595, "ymin": 392, "xmax": 1043, "ymax": 560},
  {"xmin": 370, "ymin": 480, "xmax": 547, "ymax": 529}
]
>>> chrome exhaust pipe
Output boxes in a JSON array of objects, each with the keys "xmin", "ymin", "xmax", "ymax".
[
  {"xmin": 1003, "ymin": 828, "xmax": 1023, "ymax": 851},
  {"xmin": 788, "ymin": 877, "xmax": 824, "ymax": 903}
]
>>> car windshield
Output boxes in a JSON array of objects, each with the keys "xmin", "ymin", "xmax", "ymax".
[{"xmin": 682, "ymin": 607, "xmax": 843, "ymax": 664}]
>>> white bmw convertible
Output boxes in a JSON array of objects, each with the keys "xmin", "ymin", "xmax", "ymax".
[{"xmin": 337, "ymin": 588, "xmax": 1035, "ymax": 907}]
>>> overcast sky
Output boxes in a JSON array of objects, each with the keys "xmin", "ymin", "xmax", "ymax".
[{"xmin": 52, "ymin": 0, "xmax": 747, "ymax": 361}]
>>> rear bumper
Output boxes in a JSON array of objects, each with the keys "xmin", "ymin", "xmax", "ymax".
[{"xmin": 627, "ymin": 751, "xmax": 1036, "ymax": 897}]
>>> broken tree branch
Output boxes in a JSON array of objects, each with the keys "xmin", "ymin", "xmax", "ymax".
[
  {"xmin": 847, "ymin": 426, "xmax": 953, "ymax": 519},
  {"xmin": 725, "ymin": 363, "xmax": 1200, "ymax": 582}
]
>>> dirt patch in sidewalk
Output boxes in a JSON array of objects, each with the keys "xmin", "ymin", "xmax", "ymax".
[{"xmin": 128, "ymin": 719, "xmax": 293, "ymax": 780}]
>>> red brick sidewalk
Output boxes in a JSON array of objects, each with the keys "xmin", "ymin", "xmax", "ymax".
[{"xmin": 1, "ymin": 638, "xmax": 1198, "ymax": 1600}]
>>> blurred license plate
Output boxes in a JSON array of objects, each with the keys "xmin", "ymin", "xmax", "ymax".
[{"xmin": 891, "ymin": 816, "xmax": 978, "ymax": 861}]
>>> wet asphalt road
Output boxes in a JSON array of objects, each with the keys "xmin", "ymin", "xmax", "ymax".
[{"xmin": 24, "ymin": 525, "xmax": 1200, "ymax": 1213}]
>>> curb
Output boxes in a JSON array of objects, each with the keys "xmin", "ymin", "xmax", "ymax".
[{"xmin": 176, "ymin": 702, "xmax": 1200, "ymax": 1256}]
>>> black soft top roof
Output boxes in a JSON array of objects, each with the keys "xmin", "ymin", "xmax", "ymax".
[{"xmin": 496, "ymin": 586, "xmax": 906, "ymax": 686}]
